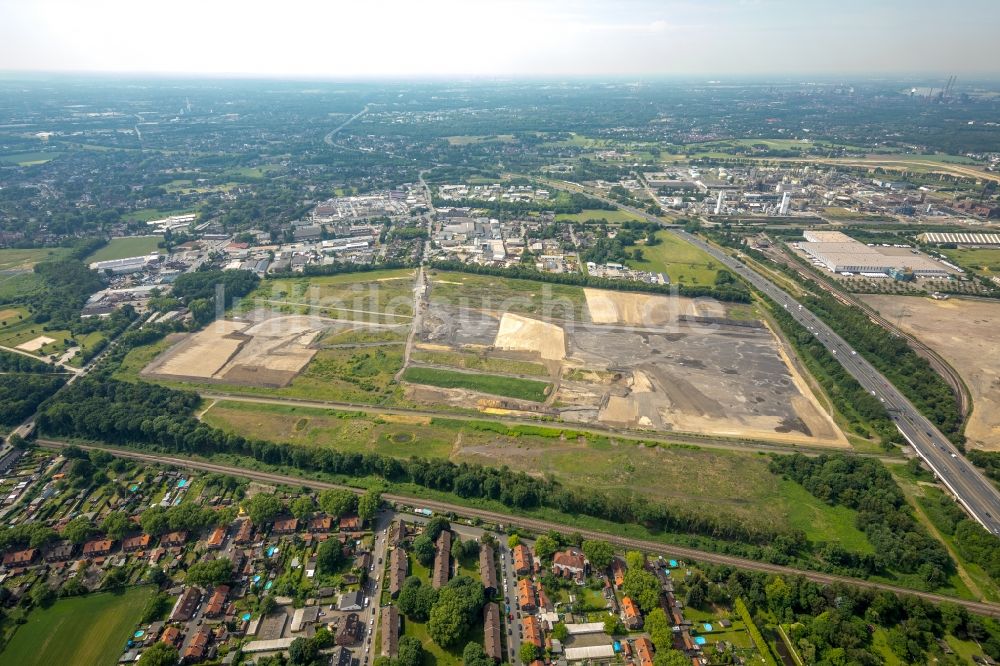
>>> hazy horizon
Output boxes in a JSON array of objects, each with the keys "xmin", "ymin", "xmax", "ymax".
[{"xmin": 2, "ymin": 0, "xmax": 999, "ymax": 79}]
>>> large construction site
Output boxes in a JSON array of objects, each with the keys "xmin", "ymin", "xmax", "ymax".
[{"xmin": 405, "ymin": 271, "xmax": 847, "ymax": 446}]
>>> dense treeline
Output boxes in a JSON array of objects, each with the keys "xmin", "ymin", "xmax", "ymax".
[
  {"xmin": 169, "ymin": 269, "xmax": 259, "ymax": 324},
  {"xmin": 968, "ymin": 450, "xmax": 1000, "ymax": 484},
  {"xmin": 429, "ymin": 260, "xmax": 751, "ymax": 303},
  {"xmin": 29, "ymin": 259, "xmax": 104, "ymax": 328},
  {"xmin": 921, "ymin": 491, "xmax": 1000, "ymax": 584},
  {"xmin": 696, "ymin": 564, "xmax": 1000, "ymax": 664},
  {"xmin": 269, "ymin": 260, "xmax": 415, "ymax": 279},
  {"xmin": 770, "ymin": 454, "xmax": 952, "ymax": 586},
  {"xmin": 800, "ymin": 289, "xmax": 963, "ymax": 444},
  {"xmin": 769, "ymin": 298, "xmax": 902, "ymax": 445},
  {"xmin": 0, "ymin": 374, "xmax": 65, "ymax": 426},
  {"xmin": 0, "ymin": 349, "xmax": 57, "ymax": 373},
  {"xmin": 37, "ymin": 378, "xmax": 806, "ymax": 556}
]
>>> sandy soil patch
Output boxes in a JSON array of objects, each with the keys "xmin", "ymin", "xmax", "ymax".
[
  {"xmin": 494, "ymin": 313, "xmax": 566, "ymax": 360},
  {"xmin": 864, "ymin": 295, "xmax": 1000, "ymax": 450},
  {"xmin": 583, "ymin": 288, "xmax": 725, "ymax": 326},
  {"xmin": 150, "ymin": 320, "xmax": 247, "ymax": 378},
  {"xmin": 16, "ymin": 335, "xmax": 56, "ymax": 352}
]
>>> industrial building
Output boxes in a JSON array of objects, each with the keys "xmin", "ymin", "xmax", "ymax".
[
  {"xmin": 89, "ymin": 253, "xmax": 162, "ymax": 275},
  {"xmin": 918, "ymin": 232, "xmax": 1000, "ymax": 246},
  {"xmin": 798, "ymin": 231, "xmax": 950, "ymax": 277}
]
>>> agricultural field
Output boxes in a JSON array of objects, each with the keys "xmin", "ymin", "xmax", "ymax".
[
  {"xmin": 427, "ymin": 270, "xmax": 587, "ymax": 320},
  {"xmin": 555, "ymin": 208, "xmax": 643, "ymax": 223},
  {"xmin": 0, "ymin": 586, "xmax": 154, "ymax": 666},
  {"xmin": 0, "ymin": 150, "xmax": 62, "ymax": 166},
  {"xmin": 0, "ymin": 315, "xmax": 82, "ymax": 360},
  {"xmin": 625, "ymin": 230, "xmax": 722, "ymax": 286},
  {"xmin": 863, "ymin": 295, "xmax": 1000, "ymax": 450},
  {"xmin": 85, "ymin": 236, "xmax": 163, "ymax": 263},
  {"xmin": 410, "ymin": 350, "xmax": 548, "ymax": 377}
]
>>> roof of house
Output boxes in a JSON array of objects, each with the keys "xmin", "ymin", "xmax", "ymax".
[
  {"xmin": 432, "ymin": 530, "xmax": 451, "ymax": 589},
  {"xmin": 272, "ymin": 517, "xmax": 299, "ymax": 532},
  {"xmin": 206, "ymin": 527, "xmax": 226, "ymax": 548},
  {"xmin": 82, "ymin": 539, "xmax": 114, "ymax": 555},
  {"xmin": 622, "ymin": 596, "xmax": 641, "ymax": 620},
  {"xmin": 182, "ymin": 627, "xmax": 211, "ymax": 660},
  {"xmin": 523, "ymin": 614, "xmax": 543, "ymax": 647},
  {"xmin": 205, "ymin": 585, "xmax": 229, "ymax": 617},
  {"xmin": 381, "ymin": 605, "xmax": 399, "ymax": 657},
  {"xmin": 635, "ymin": 636, "xmax": 655, "ymax": 666},
  {"xmin": 552, "ymin": 548, "xmax": 587, "ymax": 571},
  {"xmin": 518, "ymin": 578, "xmax": 537, "ymax": 610},
  {"xmin": 483, "ymin": 602, "xmax": 502, "ymax": 661},
  {"xmin": 479, "ymin": 544, "xmax": 497, "ymax": 591},
  {"xmin": 389, "ymin": 547, "xmax": 408, "ymax": 595},
  {"xmin": 339, "ymin": 590, "xmax": 364, "ymax": 610},
  {"xmin": 122, "ymin": 534, "xmax": 152, "ymax": 551},
  {"xmin": 2, "ymin": 549, "xmax": 37, "ymax": 566},
  {"xmin": 161, "ymin": 530, "xmax": 187, "ymax": 546},
  {"xmin": 513, "ymin": 543, "xmax": 532, "ymax": 572}
]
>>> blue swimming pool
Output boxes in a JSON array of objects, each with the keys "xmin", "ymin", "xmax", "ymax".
[
  {"xmin": 704, "ymin": 623, "xmax": 713, "ymax": 632},
  {"xmin": 242, "ymin": 612, "xmax": 252, "ymax": 621},
  {"xmin": 177, "ymin": 479, "xmax": 186, "ymax": 488},
  {"xmin": 668, "ymin": 559, "xmax": 678, "ymax": 568},
  {"xmin": 695, "ymin": 636, "xmax": 707, "ymax": 646}
]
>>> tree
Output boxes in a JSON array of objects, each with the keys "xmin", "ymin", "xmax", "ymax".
[
  {"xmin": 288, "ymin": 636, "xmax": 318, "ymax": 665},
  {"xmin": 103, "ymin": 566, "xmax": 129, "ymax": 589},
  {"xmin": 427, "ymin": 576, "xmax": 485, "ymax": 648},
  {"xmin": 412, "ymin": 534, "xmax": 436, "ymax": 566},
  {"xmin": 101, "ymin": 511, "xmax": 130, "ymax": 540},
  {"xmin": 604, "ymin": 614, "xmax": 625, "ymax": 636},
  {"xmin": 290, "ymin": 496, "xmax": 315, "ymax": 521},
  {"xmin": 316, "ymin": 538, "xmax": 344, "ymax": 576},
  {"xmin": 424, "ymin": 516, "xmax": 450, "ymax": 542},
  {"xmin": 507, "ymin": 534, "xmax": 520, "ymax": 549},
  {"xmin": 522, "ymin": 641, "xmax": 544, "ymax": 663},
  {"xmin": 625, "ymin": 550, "xmax": 646, "ymax": 571},
  {"xmin": 258, "ymin": 594, "xmax": 277, "ymax": 616},
  {"xmin": 138, "ymin": 643, "xmax": 179, "ymax": 666},
  {"xmin": 63, "ymin": 516, "xmax": 94, "ymax": 544},
  {"xmin": 533, "ymin": 534, "xmax": 558, "ymax": 561},
  {"xmin": 654, "ymin": 649, "xmax": 692, "ymax": 666},
  {"xmin": 582, "ymin": 540, "xmax": 615, "ymax": 570},
  {"xmin": 318, "ymin": 489, "xmax": 357, "ymax": 517},
  {"xmin": 623, "ymin": 568, "xmax": 661, "ymax": 613},
  {"xmin": 462, "ymin": 642, "xmax": 494, "ymax": 666},
  {"xmin": 396, "ymin": 635, "xmax": 425, "ymax": 666},
  {"xmin": 358, "ymin": 490, "xmax": 382, "ymax": 523},
  {"xmin": 646, "ymin": 608, "xmax": 672, "ymax": 649},
  {"xmin": 30, "ymin": 583, "xmax": 57, "ymax": 608},
  {"xmin": 140, "ymin": 506, "xmax": 170, "ymax": 535},
  {"xmin": 245, "ymin": 493, "xmax": 283, "ymax": 526},
  {"xmin": 398, "ymin": 577, "xmax": 438, "ymax": 622},
  {"xmin": 186, "ymin": 558, "xmax": 233, "ymax": 586}
]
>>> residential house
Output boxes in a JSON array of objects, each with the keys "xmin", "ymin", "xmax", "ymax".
[
  {"xmin": 339, "ymin": 590, "xmax": 364, "ymax": 612},
  {"xmin": 160, "ymin": 626, "xmax": 183, "ymax": 648},
  {"xmin": 552, "ymin": 548, "xmax": 587, "ymax": 582},
  {"xmin": 389, "ymin": 546, "xmax": 408, "ymax": 598},
  {"xmin": 170, "ymin": 586, "xmax": 202, "ymax": 622},
  {"xmin": 339, "ymin": 515, "xmax": 361, "ymax": 532},
  {"xmin": 634, "ymin": 636, "xmax": 655, "ymax": 666},
  {"xmin": 204, "ymin": 585, "xmax": 229, "ymax": 618},
  {"xmin": 233, "ymin": 520, "xmax": 254, "ymax": 544},
  {"xmin": 432, "ymin": 530, "xmax": 452, "ymax": 589},
  {"xmin": 512, "ymin": 543, "xmax": 532, "ymax": 575},
  {"xmin": 381, "ymin": 605, "xmax": 399, "ymax": 658},
  {"xmin": 122, "ymin": 534, "xmax": 152, "ymax": 553},
  {"xmin": 522, "ymin": 615, "xmax": 543, "ymax": 648},
  {"xmin": 2, "ymin": 549, "xmax": 37, "ymax": 568},
  {"xmin": 483, "ymin": 602, "xmax": 502, "ymax": 662},
  {"xmin": 335, "ymin": 613, "xmax": 363, "ymax": 646},
  {"xmin": 309, "ymin": 516, "xmax": 333, "ymax": 533},
  {"xmin": 480, "ymin": 544, "xmax": 498, "ymax": 596},
  {"xmin": 161, "ymin": 531, "xmax": 188, "ymax": 548},
  {"xmin": 611, "ymin": 558, "xmax": 626, "ymax": 587},
  {"xmin": 206, "ymin": 527, "xmax": 226, "ymax": 550},
  {"xmin": 182, "ymin": 627, "xmax": 211, "ymax": 663},
  {"xmin": 82, "ymin": 539, "xmax": 114, "ymax": 558},
  {"xmin": 622, "ymin": 596, "xmax": 643, "ymax": 629},
  {"xmin": 43, "ymin": 541, "xmax": 75, "ymax": 563},
  {"xmin": 517, "ymin": 578, "xmax": 537, "ymax": 613},
  {"xmin": 272, "ymin": 518, "xmax": 298, "ymax": 535}
]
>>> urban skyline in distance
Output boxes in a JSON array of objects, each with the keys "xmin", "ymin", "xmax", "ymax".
[{"xmin": 1, "ymin": 0, "xmax": 1000, "ymax": 78}]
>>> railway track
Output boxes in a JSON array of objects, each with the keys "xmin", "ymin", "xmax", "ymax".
[{"xmin": 35, "ymin": 438, "xmax": 1000, "ymax": 618}]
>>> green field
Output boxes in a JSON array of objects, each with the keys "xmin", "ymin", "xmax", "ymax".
[
  {"xmin": 402, "ymin": 367, "xmax": 550, "ymax": 402},
  {"xmin": 940, "ymin": 247, "xmax": 1000, "ymax": 276},
  {"xmin": 1, "ymin": 586, "xmax": 153, "ymax": 666},
  {"xmin": 625, "ymin": 230, "xmax": 721, "ymax": 285},
  {"xmin": 555, "ymin": 208, "xmax": 643, "ymax": 223},
  {"xmin": 428, "ymin": 270, "xmax": 586, "ymax": 320},
  {"xmin": 411, "ymin": 350, "xmax": 549, "ymax": 377},
  {"xmin": 0, "ymin": 247, "xmax": 70, "ymax": 272},
  {"xmin": 241, "ymin": 269, "xmax": 417, "ymax": 322},
  {"xmin": 0, "ymin": 151, "xmax": 62, "ymax": 166},
  {"xmin": 85, "ymin": 236, "xmax": 163, "ymax": 263}
]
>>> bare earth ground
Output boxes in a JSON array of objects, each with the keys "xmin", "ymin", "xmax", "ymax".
[
  {"xmin": 863, "ymin": 295, "xmax": 1000, "ymax": 451},
  {"xmin": 16, "ymin": 335, "xmax": 56, "ymax": 352},
  {"xmin": 411, "ymin": 276, "xmax": 846, "ymax": 447}
]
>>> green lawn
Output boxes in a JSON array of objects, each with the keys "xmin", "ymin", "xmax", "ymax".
[
  {"xmin": 428, "ymin": 271, "xmax": 586, "ymax": 320},
  {"xmin": 782, "ymin": 480, "xmax": 873, "ymax": 553},
  {"xmin": 940, "ymin": 247, "xmax": 1000, "ymax": 276},
  {"xmin": 625, "ymin": 231, "xmax": 721, "ymax": 286},
  {"xmin": 0, "ymin": 151, "xmax": 62, "ymax": 166},
  {"xmin": 411, "ymin": 350, "xmax": 549, "ymax": 377},
  {"xmin": 1, "ymin": 586, "xmax": 154, "ymax": 666},
  {"xmin": 402, "ymin": 367, "xmax": 550, "ymax": 402},
  {"xmin": 86, "ymin": 236, "xmax": 163, "ymax": 263}
]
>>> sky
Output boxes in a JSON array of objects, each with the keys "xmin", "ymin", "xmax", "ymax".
[{"xmin": 1, "ymin": 0, "xmax": 998, "ymax": 79}]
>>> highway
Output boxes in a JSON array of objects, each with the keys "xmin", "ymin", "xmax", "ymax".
[
  {"xmin": 33, "ymin": 438, "xmax": 1000, "ymax": 618},
  {"xmin": 672, "ymin": 229, "xmax": 1000, "ymax": 535}
]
